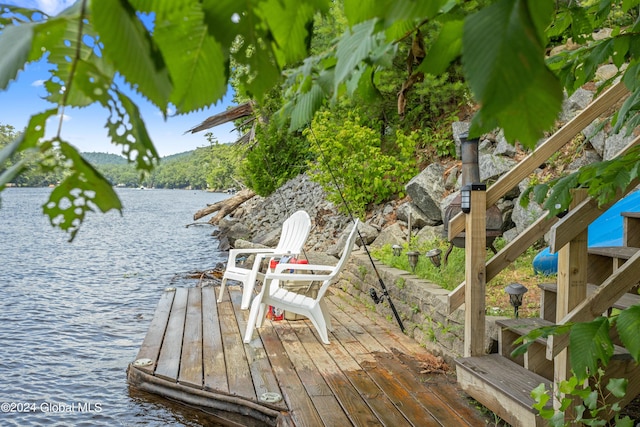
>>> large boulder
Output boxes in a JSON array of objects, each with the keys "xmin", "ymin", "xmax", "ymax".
[
  {"xmin": 397, "ymin": 202, "xmax": 431, "ymax": 228},
  {"xmin": 405, "ymin": 163, "xmax": 446, "ymax": 224},
  {"xmin": 371, "ymin": 222, "xmax": 407, "ymax": 248}
]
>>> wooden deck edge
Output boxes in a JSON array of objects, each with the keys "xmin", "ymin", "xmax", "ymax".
[{"xmin": 127, "ymin": 364, "xmax": 286, "ymax": 426}]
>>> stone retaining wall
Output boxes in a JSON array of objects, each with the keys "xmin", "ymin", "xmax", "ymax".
[{"xmin": 338, "ymin": 251, "xmax": 505, "ymax": 364}]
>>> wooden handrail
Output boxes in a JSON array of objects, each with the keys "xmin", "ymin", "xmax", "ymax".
[
  {"xmin": 546, "ymin": 249, "xmax": 640, "ymax": 359},
  {"xmin": 448, "ymin": 80, "xmax": 630, "ymax": 241}
]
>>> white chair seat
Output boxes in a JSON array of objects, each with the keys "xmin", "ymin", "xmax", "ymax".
[{"xmin": 244, "ymin": 219, "xmax": 360, "ymax": 344}]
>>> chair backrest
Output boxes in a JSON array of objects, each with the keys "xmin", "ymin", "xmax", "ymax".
[
  {"xmin": 273, "ymin": 210, "xmax": 312, "ymax": 254},
  {"xmin": 315, "ymin": 219, "xmax": 360, "ymax": 301}
]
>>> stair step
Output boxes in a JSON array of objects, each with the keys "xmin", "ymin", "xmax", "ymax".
[
  {"xmin": 588, "ymin": 246, "xmax": 640, "ymax": 260},
  {"xmin": 539, "ymin": 283, "xmax": 640, "ymax": 322},
  {"xmin": 621, "ymin": 211, "xmax": 640, "ymax": 219},
  {"xmin": 455, "ymin": 354, "xmax": 551, "ymax": 427},
  {"xmin": 496, "ymin": 318, "xmax": 556, "ymax": 380},
  {"xmin": 496, "ymin": 318, "xmax": 554, "ymax": 345}
]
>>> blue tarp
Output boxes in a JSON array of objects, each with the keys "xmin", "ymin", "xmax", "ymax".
[{"xmin": 532, "ymin": 190, "xmax": 640, "ymax": 275}]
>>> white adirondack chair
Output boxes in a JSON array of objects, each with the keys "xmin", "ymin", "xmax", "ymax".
[
  {"xmin": 243, "ymin": 219, "xmax": 360, "ymax": 344},
  {"xmin": 219, "ymin": 210, "xmax": 311, "ymax": 309}
]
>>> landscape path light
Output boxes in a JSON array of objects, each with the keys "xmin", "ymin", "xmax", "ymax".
[
  {"xmin": 407, "ymin": 250, "xmax": 420, "ymax": 272},
  {"xmin": 505, "ymin": 283, "xmax": 528, "ymax": 318},
  {"xmin": 425, "ymin": 248, "xmax": 442, "ymax": 268},
  {"xmin": 392, "ymin": 244, "xmax": 402, "ymax": 257}
]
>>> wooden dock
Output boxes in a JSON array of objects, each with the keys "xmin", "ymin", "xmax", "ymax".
[{"xmin": 128, "ymin": 284, "xmax": 489, "ymax": 426}]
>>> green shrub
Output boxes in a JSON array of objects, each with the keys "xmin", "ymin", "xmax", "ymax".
[
  {"xmin": 241, "ymin": 120, "xmax": 312, "ymax": 196},
  {"xmin": 304, "ymin": 110, "xmax": 417, "ymax": 218}
]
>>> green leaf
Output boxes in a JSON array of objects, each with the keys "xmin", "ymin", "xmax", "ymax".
[
  {"xmin": 583, "ymin": 390, "xmax": 598, "ymax": 410},
  {"xmin": 531, "ymin": 382, "xmax": 550, "ymax": 411},
  {"xmin": 569, "ymin": 317, "xmax": 614, "ymax": 381},
  {"xmin": 209, "ymin": 0, "xmax": 281, "ymax": 102},
  {"xmin": 613, "ymin": 35, "xmax": 630, "ymax": 69},
  {"xmin": 623, "ymin": 0, "xmax": 640, "ymax": 13},
  {"xmin": 543, "ymin": 174, "xmax": 579, "ymax": 215},
  {"xmin": 418, "ymin": 19, "xmax": 463, "ymax": 75},
  {"xmin": 343, "ymin": 0, "xmax": 446, "ymax": 27},
  {"xmin": 464, "ymin": 0, "xmax": 562, "ymax": 148},
  {"xmin": 616, "ymin": 305, "xmax": 640, "ymax": 361},
  {"xmin": 511, "ymin": 323, "xmax": 572, "ymax": 357},
  {"xmin": 0, "ymin": 22, "xmax": 35, "ymax": 90},
  {"xmin": 153, "ymin": 2, "xmax": 227, "ymax": 112},
  {"xmin": 614, "ymin": 416, "xmax": 634, "ymax": 427},
  {"xmin": 22, "ymin": 109, "xmax": 57, "ymax": 150},
  {"xmin": 258, "ymin": 0, "xmax": 325, "ymax": 67},
  {"xmin": 105, "ymin": 90, "xmax": 159, "ymax": 172},
  {"xmin": 334, "ymin": 19, "xmax": 395, "ymax": 93},
  {"xmin": 42, "ymin": 141, "xmax": 122, "ymax": 241},
  {"xmin": 606, "ymin": 377, "xmax": 628, "ymax": 399},
  {"xmin": 92, "ymin": 0, "xmax": 172, "ymax": 110},
  {"xmin": 289, "ymin": 84, "xmax": 325, "ymax": 130}
]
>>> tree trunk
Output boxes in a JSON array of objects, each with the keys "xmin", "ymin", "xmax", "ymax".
[{"xmin": 193, "ymin": 189, "xmax": 256, "ymax": 224}]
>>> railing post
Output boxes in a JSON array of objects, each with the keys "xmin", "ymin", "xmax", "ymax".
[
  {"xmin": 464, "ymin": 184, "xmax": 487, "ymax": 357},
  {"xmin": 554, "ymin": 188, "xmax": 588, "ymax": 412}
]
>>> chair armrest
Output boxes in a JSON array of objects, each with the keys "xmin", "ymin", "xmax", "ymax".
[
  {"xmin": 227, "ymin": 247, "xmax": 278, "ymax": 266},
  {"xmin": 273, "ymin": 263, "xmax": 334, "ymax": 274},
  {"xmin": 266, "ymin": 263, "xmax": 336, "ymax": 282}
]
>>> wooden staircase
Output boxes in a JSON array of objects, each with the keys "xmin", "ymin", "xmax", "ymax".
[
  {"xmin": 444, "ymin": 81, "xmax": 640, "ymax": 426},
  {"xmin": 455, "ymin": 211, "xmax": 640, "ymax": 426}
]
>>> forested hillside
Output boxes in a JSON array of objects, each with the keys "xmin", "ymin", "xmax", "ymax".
[
  {"xmin": 81, "ymin": 152, "xmax": 128, "ymax": 165},
  {"xmin": 90, "ymin": 142, "xmax": 240, "ymax": 190},
  {"xmin": 0, "ymin": 123, "xmax": 239, "ymax": 190}
]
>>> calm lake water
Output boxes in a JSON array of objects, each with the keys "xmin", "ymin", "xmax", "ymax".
[{"xmin": 0, "ymin": 187, "xmax": 230, "ymax": 426}]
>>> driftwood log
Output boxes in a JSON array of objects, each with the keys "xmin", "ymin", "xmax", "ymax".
[{"xmin": 193, "ymin": 189, "xmax": 256, "ymax": 224}]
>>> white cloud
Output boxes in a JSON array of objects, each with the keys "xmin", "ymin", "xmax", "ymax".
[
  {"xmin": 47, "ymin": 113, "xmax": 71, "ymax": 123},
  {"xmin": 33, "ymin": 0, "xmax": 75, "ymax": 16},
  {"xmin": 31, "ymin": 79, "xmax": 45, "ymax": 87}
]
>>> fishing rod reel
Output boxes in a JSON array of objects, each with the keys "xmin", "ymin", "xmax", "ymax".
[{"xmin": 369, "ymin": 287, "xmax": 388, "ymax": 304}]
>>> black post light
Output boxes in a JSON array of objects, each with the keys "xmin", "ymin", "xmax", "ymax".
[
  {"xmin": 505, "ymin": 283, "xmax": 528, "ymax": 318},
  {"xmin": 425, "ymin": 248, "xmax": 442, "ymax": 268},
  {"xmin": 407, "ymin": 250, "xmax": 420, "ymax": 272},
  {"xmin": 461, "ymin": 184, "xmax": 472, "ymax": 213}
]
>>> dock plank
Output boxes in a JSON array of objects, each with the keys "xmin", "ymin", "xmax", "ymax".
[
  {"xmin": 344, "ymin": 368, "xmax": 413, "ymax": 426},
  {"xmin": 294, "ymin": 326, "xmax": 381, "ymax": 426},
  {"xmin": 217, "ymin": 285, "xmax": 256, "ymax": 400},
  {"xmin": 134, "ymin": 289, "xmax": 175, "ymax": 374},
  {"xmin": 155, "ymin": 287, "xmax": 189, "ymax": 381},
  {"xmin": 276, "ymin": 324, "xmax": 351, "ymax": 425},
  {"xmin": 327, "ymin": 290, "xmax": 418, "ymax": 356},
  {"xmin": 228, "ymin": 287, "xmax": 286, "ymax": 410},
  {"xmin": 178, "ymin": 288, "xmax": 203, "ymax": 388},
  {"xmin": 201, "ymin": 286, "xmax": 228, "ymax": 393},
  {"xmin": 362, "ymin": 360, "xmax": 440, "ymax": 427},
  {"xmin": 261, "ymin": 326, "xmax": 326, "ymax": 427}
]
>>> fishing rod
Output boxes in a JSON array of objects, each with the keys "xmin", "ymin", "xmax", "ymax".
[{"xmin": 308, "ymin": 127, "xmax": 405, "ymax": 333}]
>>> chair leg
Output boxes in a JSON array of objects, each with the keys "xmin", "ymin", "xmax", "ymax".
[
  {"xmin": 218, "ymin": 277, "xmax": 228, "ymax": 303},
  {"xmin": 309, "ymin": 306, "xmax": 330, "ymax": 344},
  {"xmin": 319, "ymin": 299, "xmax": 332, "ymax": 332},
  {"xmin": 240, "ymin": 278, "xmax": 255, "ymax": 310},
  {"xmin": 244, "ymin": 296, "xmax": 263, "ymax": 343}
]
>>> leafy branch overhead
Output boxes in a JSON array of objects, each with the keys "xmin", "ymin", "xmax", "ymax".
[{"xmin": 1, "ymin": 0, "xmax": 640, "ymax": 237}]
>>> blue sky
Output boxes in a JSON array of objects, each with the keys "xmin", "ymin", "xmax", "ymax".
[{"xmin": 1, "ymin": 1, "xmax": 239, "ymax": 157}]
